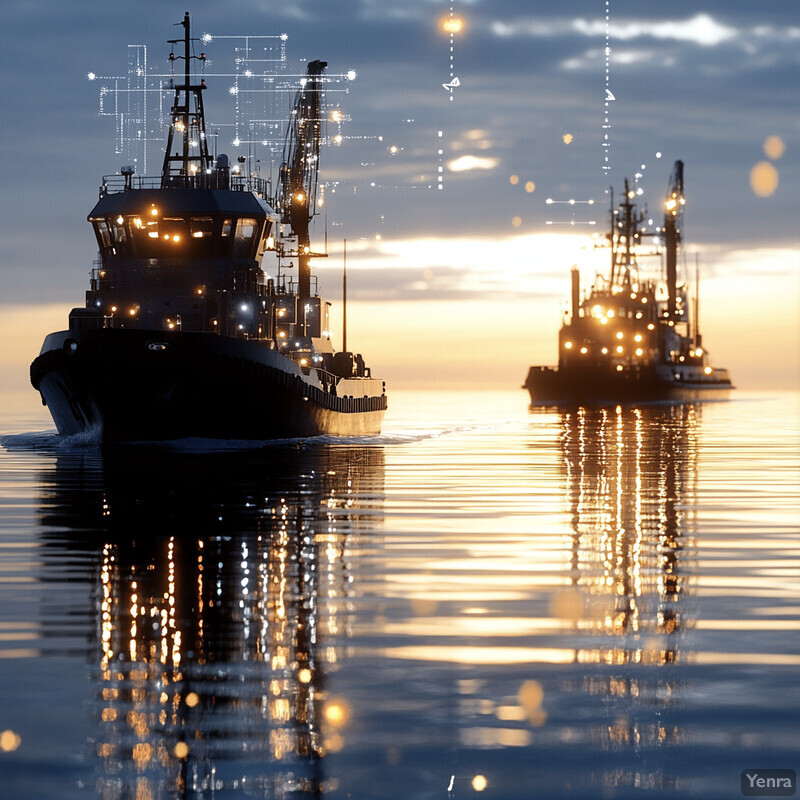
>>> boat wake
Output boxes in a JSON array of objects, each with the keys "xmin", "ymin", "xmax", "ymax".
[
  {"xmin": 1, "ymin": 427, "xmax": 101, "ymax": 451},
  {"xmin": 1, "ymin": 421, "xmax": 504, "ymax": 453}
]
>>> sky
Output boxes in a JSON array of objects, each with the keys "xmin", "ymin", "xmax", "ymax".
[{"xmin": 0, "ymin": 0, "xmax": 798, "ymax": 403}]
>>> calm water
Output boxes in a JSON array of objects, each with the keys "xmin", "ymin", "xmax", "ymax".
[{"xmin": 0, "ymin": 390, "xmax": 798, "ymax": 799}]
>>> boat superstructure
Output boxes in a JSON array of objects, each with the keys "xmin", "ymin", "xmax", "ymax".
[
  {"xmin": 524, "ymin": 161, "xmax": 733, "ymax": 404},
  {"xmin": 31, "ymin": 14, "xmax": 386, "ymax": 441}
]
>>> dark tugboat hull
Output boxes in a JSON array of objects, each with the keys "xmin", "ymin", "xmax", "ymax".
[
  {"xmin": 31, "ymin": 329, "xmax": 386, "ymax": 443},
  {"xmin": 524, "ymin": 365, "xmax": 733, "ymax": 405}
]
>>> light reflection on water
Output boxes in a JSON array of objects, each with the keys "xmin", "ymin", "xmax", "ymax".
[{"xmin": 0, "ymin": 391, "xmax": 797, "ymax": 799}]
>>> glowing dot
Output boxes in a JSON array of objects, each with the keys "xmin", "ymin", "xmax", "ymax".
[
  {"xmin": 471, "ymin": 775, "xmax": 488, "ymax": 792},
  {"xmin": 511, "ymin": 216, "xmax": 522, "ymax": 228},
  {"xmin": 298, "ymin": 668, "xmax": 312, "ymax": 684},
  {"xmin": 763, "ymin": 135, "xmax": 785, "ymax": 160},
  {"xmin": 656, "ymin": 151, "xmax": 662, "ymax": 158},
  {"xmin": 174, "ymin": 742, "xmax": 189, "ymax": 759},
  {"xmin": 441, "ymin": 16, "xmax": 464, "ymax": 34},
  {"xmin": 562, "ymin": 133, "xmax": 574, "ymax": 144},
  {"xmin": 509, "ymin": 174, "xmax": 519, "ymax": 185},
  {"xmin": 525, "ymin": 181, "xmax": 535, "ymax": 193},
  {"xmin": 750, "ymin": 161, "xmax": 779, "ymax": 197},
  {"xmin": 324, "ymin": 699, "xmax": 350, "ymax": 727},
  {"xmin": 0, "ymin": 730, "xmax": 21, "ymax": 752},
  {"xmin": 185, "ymin": 692, "xmax": 199, "ymax": 708}
]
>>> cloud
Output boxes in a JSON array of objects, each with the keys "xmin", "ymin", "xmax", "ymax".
[
  {"xmin": 491, "ymin": 13, "xmax": 737, "ymax": 46},
  {"xmin": 447, "ymin": 155, "xmax": 499, "ymax": 172}
]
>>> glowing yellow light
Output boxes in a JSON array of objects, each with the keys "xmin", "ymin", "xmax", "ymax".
[
  {"xmin": 128, "ymin": 308, "xmax": 136, "ymax": 316},
  {"xmin": 704, "ymin": 366, "xmax": 713, "ymax": 375},
  {"xmin": 750, "ymin": 161, "xmax": 779, "ymax": 197},
  {"xmin": 471, "ymin": 775, "xmax": 488, "ymax": 792},
  {"xmin": 133, "ymin": 218, "xmax": 143, "ymax": 228},
  {"xmin": 764, "ymin": 135, "xmax": 785, "ymax": 160},
  {"xmin": 172, "ymin": 234, "xmax": 180, "ymax": 242},
  {"xmin": 665, "ymin": 198, "xmax": 677, "ymax": 211},
  {"xmin": 333, "ymin": 134, "xmax": 343, "ymax": 144},
  {"xmin": 148, "ymin": 231, "xmax": 159, "ymax": 239},
  {"xmin": 616, "ymin": 364, "xmax": 623, "ymax": 372},
  {"xmin": 511, "ymin": 216, "xmax": 522, "ymax": 228},
  {"xmin": 174, "ymin": 742, "xmax": 189, "ymax": 759},
  {"xmin": 616, "ymin": 345, "xmax": 624, "ymax": 353},
  {"xmin": 110, "ymin": 306, "xmax": 117, "ymax": 313},
  {"xmin": 298, "ymin": 668, "xmax": 312, "ymax": 683},
  {"xmin": 295, "ymin": 192, "xmax": 305, "ymax": 202},
  {"xmin": 647, "ymin": 323, "xmax": 655, "ymax": 330},
  {"xmin": 150, "ymin": 207, "xmax": 159, "ymax": 216},
  {"xmin": 607, "ymin": 310, "xmax": 615, "ymax": 318},
  {"xmin": 601, "ymin": 347, "xmax": 609, "ymax": 354},
  {"xmin": 525, "ymin": 181, "xmax": 535, "ymax": 193},
  {"xmin": 635, "ymin": 348, "xmax": 643, "ymax": 356},
  {"xmin": 0, "ymin": 730, "xmax": 21, "ymax": 752},
  {"xmin": 562, "ymin": 133, "xmax": 573, "ymax": 144},
  {"xmin": 330, "ymin": 109, "xmax": 343, "ymax": 122},
  {"xmin": 696, "ymin": 347, "xmax": 704, "ymax": 356},
  {"xmin": 615, "ymin": 331, "xmax": 623, "ymax": 339},
  {"xmin": 441, "ymin": 16, "xmax": 463, "ymax": 34},
  {"xmin": 278, "ymin": 331, "xmax": 286, "ymax": 338},
  {"xmin": 509, "ymin": 174, "xmax": 519, "ymax": 185},
  {"xmin": 324, "ymin": 699, "xmax": 350, "ymax": 727},
  {"xmin": 563, "ymin": 341, "xmax": 573, "ymax": 349},
  {"xmin": 116, "ymin": 215, "xmax": 124, "ymax": 225},
  {"xmin": 580, "ymin": 346, "xmax": 588, "ymax": 354},
  {"xmin": 299, "ymin": 358, "xmax": 309, "ymax": 366},
  {"xmin": 389, "ymin": 145, "xmax": 399, "ymax": 154},
  {"xmin": 634, "ymin": 333, "xmax": 643, "ymax": 342},
  {"xmin": 190, "ymin": 164, "xmax": 198, "ymax": 174}
]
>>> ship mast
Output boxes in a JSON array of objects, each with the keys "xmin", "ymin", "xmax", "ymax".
[
  {"xmin": 276, "ymin": 60, "xmax": 327, "ymax": 300},
  {"xmin": 663, "ymin": 160, "xmax": 685, "ymax": 320},
  {"xmin": 161, "ymin": 12, "xmax": 213, "ymax": 187}
]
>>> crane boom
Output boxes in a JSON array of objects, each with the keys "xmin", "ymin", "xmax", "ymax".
[{"xmin": 276, "ymin": 59, "xmax": 327, "ymax": 299}]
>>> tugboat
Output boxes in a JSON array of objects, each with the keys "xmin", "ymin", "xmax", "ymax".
[
  {"xmin": 31, "ymin": 13, "xmax": 387, "ymax": 442},
  {"xmin": 524, "ymin": 161, "xmax": 733, "ymax": 404}
]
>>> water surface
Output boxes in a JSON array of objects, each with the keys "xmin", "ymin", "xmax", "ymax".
[{"xmin": 0, "ymin": 390, "xmax": 798, "ymax": 798}]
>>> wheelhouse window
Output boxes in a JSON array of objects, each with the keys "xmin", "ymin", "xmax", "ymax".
[{"xmin": 233, "ymin": 217, "xmax": 260, "ymax": 259}]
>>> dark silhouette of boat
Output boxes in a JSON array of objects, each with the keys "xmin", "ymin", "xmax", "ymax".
[
  {"xmin": 31, "ymin": 14, "xmax": 386, "ymax": 442},
  {"xmin": 524, "ymin": 161, "xmax": 733, "ymax": 404}
]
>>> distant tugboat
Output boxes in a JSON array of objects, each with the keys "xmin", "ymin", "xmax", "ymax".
[
  {"xmin": 524, "ymin": 161, "xmax": 733, "ymax": 404},
  {"xmin": 31, "ymin": 14, "xmax": 386, "ymax": 442}
]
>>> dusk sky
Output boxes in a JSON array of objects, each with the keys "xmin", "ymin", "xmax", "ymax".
[{"xmin": 1, "ymin": 0, "xmax": 798, "ymax": 403}]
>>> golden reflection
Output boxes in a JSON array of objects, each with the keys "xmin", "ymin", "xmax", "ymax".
[
  {"xmin": 561, "ymin": 404, "xmax": 699, "ymax": 659},
  {"xmin": 44, "ymin": 446, "xmax": 383, "ymax": 798},
  {"xmin": 555, "ymin": 403, "xmax": 700, "ymax": 792}
]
